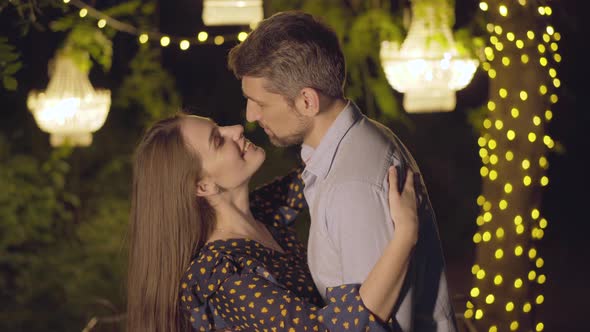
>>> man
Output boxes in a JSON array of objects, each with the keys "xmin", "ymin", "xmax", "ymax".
[{"xmin": 228, "ymin": 11, "xmax": 457, "ymax": 332}]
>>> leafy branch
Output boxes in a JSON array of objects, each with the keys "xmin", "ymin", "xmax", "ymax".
[{"xmin": 0, "ymin": 37, "xmax": 21, "ymax": 90}]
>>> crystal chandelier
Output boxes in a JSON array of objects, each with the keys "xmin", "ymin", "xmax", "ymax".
[
  {"xmin": 380, "ymin": 0, "xmax": 478, "ymax": 113},
  {"xmin": 202, "ymin": 0, "xmax": 263, "ymax": 27},
  {"xmin": 27, "ymin": 53, "xmax": 111, "ymax": 147}
]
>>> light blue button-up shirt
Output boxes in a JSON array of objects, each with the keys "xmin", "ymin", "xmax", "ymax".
[{"xmin": 301, "ymin": 102, "xmax": 457, "ymax": 332}]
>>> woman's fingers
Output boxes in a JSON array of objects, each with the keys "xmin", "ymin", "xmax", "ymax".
[
  {"xmin": 404, "ymin": 169, "xmax": 414, "ymax": 192},
  {"xmin": 388, "ymin": 166, "xmax": 420, "ymax": 244},
  {"xmin": 388, "ymin": 166, "xmax": 398, "ymax": 198}
]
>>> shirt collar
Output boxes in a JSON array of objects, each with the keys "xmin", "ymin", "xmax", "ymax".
[{"xmin": 300, "ymin": 100, "xmax": 362, "ymax": 179}]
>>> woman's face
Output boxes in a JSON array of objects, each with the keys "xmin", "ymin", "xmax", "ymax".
[{"xmin": 180, "ymin": 116, "xmax": 265, "ymax": 191}]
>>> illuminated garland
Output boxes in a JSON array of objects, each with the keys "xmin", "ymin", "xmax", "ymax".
[
  {"xmin": 62, "ymin": 0, "xmax": 251, "ymax": 48},
  {"xmin": 465, "ymin": 1, "xmax": 560, "ymax": 331}
]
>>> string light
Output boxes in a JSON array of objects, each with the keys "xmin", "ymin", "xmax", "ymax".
[
  {"xmin": 160, "ymin": 36, "xmax": 171, "ymax": 47},
  {"xmin": 198, "ymin": 31, "xmax": 209, "ymax": 42},
  {"xmin": 214, "ymin": 35, "xmax": 225, "ymax": 45},
  {"xmin": 62, "ymin": 0, "xmax": 250, "ymax": 48},
  {"xmin": 237, "ymin": 31, "xmax": 249, "ymax": 42},
  {"xmin": 179, "ymin": 40, "xmax": 190, "ymax": 50},
  {"xmin": 138, "ymin": 33, "xmax": 149, "ymax": 44}
]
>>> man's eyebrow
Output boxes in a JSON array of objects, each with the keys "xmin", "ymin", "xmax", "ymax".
[{"xmin": 243, "ymin": 93, "xmax": 262, "ymax": 105}]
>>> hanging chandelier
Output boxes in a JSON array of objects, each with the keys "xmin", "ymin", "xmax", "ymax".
[
  {"xmin": 380, "ymin": 0, "xmax": 478, "ymax": 113},
  {"xmin": 202, "ymin": 0, "xmax": 263, "ymax": 27},
  {"xmin": 27, "ymin": 53, "xmax": 111, "ymax": 147}
]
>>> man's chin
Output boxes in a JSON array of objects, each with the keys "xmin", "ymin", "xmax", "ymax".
[
  {"xmin": 269, "ymin": 138, "xmax": 290, "ymax": 147},
  {"xmin": 269, "ymin": 135, "xmax": 302, "ymax": 148}
]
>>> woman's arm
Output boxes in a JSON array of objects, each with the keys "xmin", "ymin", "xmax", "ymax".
[
  {"xmin": 249, "ymin": 163, "xmax": 307, "ymax": 227},
  {"xmin": 181, "ymin": 254, "xmax": 392, "ymax": 331},
  {"xmin": 249, "ymin": 166, "xmax": 418, "ymax": 323},
  {"xmin": 359, "ymin": 166, "xmax": 419, "ymax": 321},
  {"xmin": 182, "ymin": 167, "xmax": 419, "ymax": 330},
  {"xmin": 209, "ymin": 274, "xmax": 392, "ymax": 332}
]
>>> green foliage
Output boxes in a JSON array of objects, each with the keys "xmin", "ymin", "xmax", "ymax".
[
  {"xmin": 60, "ymin": 25, "xmax": 113, "ymax": 73},
  {"xmin": 113, "ymin": 46, "xmax": 182, "ymax": 126},
  {"xmin": 271, "ymin": 0, "xmax": 484, "ymax": 126},
  {"xmin": 0, "ymin": 0, "xmax": 63, "ymax": 33},
  {"xmin": 50, "ymin": 14, "xmax": 109, "ymax": 73},
  {"xmin": 455, "ymin": 28, "xmax": 485, "ymax": 59},
  {"xmin": 466, "ymin": 104, "xmax": 487, "ymax": 133},
  {"xmin": 270, "ymin": 1, "xmax": 406, "ymax": 123},
  {"xmin": 0, "ymin": 138, "xmax": 79, "ymax": 330},
  {"xmin": 413, "ymin": 0, "xmax": 456, "ymax": 27},
  {"xmin": 49, "ymin": 0, "xmax": 148, "ymax": 34},
  {"xmin": 0, "ymin": 1, "xmax": 487, "ymax": 330},
  {"xmin": 103, "ymin": 0, "xmax": 155, "ymax": 26},
  {"xmin": 0, "ymin": 141, "xmax": 74, "ymax": 251},
  {"xmin": 49, "ymin": 0, "xmax": 152, "ymax": 73},
  {"xmin": 0, "ymin": 37, "xmax": 22, "ymax": 91},
  {"xmin": 61, "ymin": 192, "xmax": 128, "ymax": 328},
  {"xmin": 0, "ymin": 0, "xmax": 178, "ymax": 329},
  {"xmin": 0, "ymin": 0, "xmax": 64, "ymax": 91},
  {"xmin": 346, "ymin": 9, "xmax": 404, "ymax": 121}
]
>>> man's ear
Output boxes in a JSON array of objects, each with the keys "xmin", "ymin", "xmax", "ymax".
[
  {"xmin": 295, "ymin": 87, "xmax": 320, "ymax": 117},
  {"xmin": 196, "ymin": 178, "xmax": 219, "ymax": 197}
]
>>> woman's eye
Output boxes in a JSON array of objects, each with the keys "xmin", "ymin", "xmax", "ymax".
[{"xmin": 216, "ymin": 136, "xmax": 224, "ymax": 148}]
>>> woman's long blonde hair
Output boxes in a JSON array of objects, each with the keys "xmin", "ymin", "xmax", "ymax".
[{"xmin": 127, "ymin": 114, "xmax": 214, "ymax": 331}]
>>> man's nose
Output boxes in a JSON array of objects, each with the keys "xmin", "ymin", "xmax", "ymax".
[{"xmin": 245, "ymin": 101, "xmax": 261, "ymax": 123}]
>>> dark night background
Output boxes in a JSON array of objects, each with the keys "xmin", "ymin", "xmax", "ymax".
[{"xmin": 0, "ymin": 0, "xmax": 587, "ymax": 331}]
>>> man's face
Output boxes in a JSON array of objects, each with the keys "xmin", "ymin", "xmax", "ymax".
[{"xmin": 242, "ymin": 76, "xmax": 312, "ymax": 147}]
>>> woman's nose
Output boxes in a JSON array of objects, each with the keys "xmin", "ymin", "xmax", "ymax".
[{"xmin": 220, "ymin": 125, "xmax": 244, "ymax": 141}]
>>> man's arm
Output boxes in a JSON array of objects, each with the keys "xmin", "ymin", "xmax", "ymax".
[{"xmin": 325, "ymin": 179, "xmax": 415, "ymax": 322}]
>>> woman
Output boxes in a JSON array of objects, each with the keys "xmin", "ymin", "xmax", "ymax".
[{"xmin": 127, "ymin": 113, "xmax": 419, "ymax": 331}]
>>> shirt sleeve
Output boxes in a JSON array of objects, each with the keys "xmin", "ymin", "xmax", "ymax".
[
  {"xmin": 325, "ymin": 181, "xmax": 394, "ymax": 285},
  {"xmin": 249, "ymin": 164, "xmax": 307, "ymax": 227},
  {"xmin": 211, "ymin": 273, "xmax": 392, "ymax": 331}
]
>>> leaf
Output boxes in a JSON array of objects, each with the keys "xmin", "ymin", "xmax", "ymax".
[
  {"xmin": 62, "ymin": 193, "xmax": 80, "ymax": 208},
  {"xmin": 3, "ymin": 62, "xmax": 22, "ymax": 75},
  {"xmin": 113, "ymin": 47, "xmax": 181, "ymax": 125},
  {"xmin": 49, "ymin": 16, "xmax": 77, "ymax": 32},
  {"xmin": 301, "ymin": 2, "xmax": 351, "ymax": 39},
  {"xmin": 245, "ymin": 121, "xmax": 257, "ymax": 133},
  {"xmin": 2, "ymin": 76, "xmax": 17, "ymax": 90},
  {"xmin": 349, "ymin": 10, "xmax": 402, "ymax": 59},
  {"xmin": 0, "ymin": 42, "xmax": 16, "ymax": 52},
  {"xmin": 370, "ymin": 78, "xmax": 401, "ymax": 119},
  {"xmin": 60, "ymin": 25, "xmax": 113, "ymax": 72},
  {"xmin": 454, "ymin": 28, "xmax": 482, "ymax": 58},
  {"xmin": 141, "ymin": 2, "xmax": 156, "ymax": 15},
  {"xmin": 0, "ymin": 50, "xmax": 19, "ymax": 63},
  {"xmin": 102, "ymin": 0, "xmax": 142, "ymax": 17}
]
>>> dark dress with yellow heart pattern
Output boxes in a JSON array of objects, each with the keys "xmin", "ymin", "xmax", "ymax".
[{"xmin": 180, "ymin": 166, "xmax": 393, "ymax": 331}]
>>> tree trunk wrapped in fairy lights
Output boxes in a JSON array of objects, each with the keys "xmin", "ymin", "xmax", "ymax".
[{"xmin": 465, "ymin": 1, "xmax": 559, "ymax": 331}]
